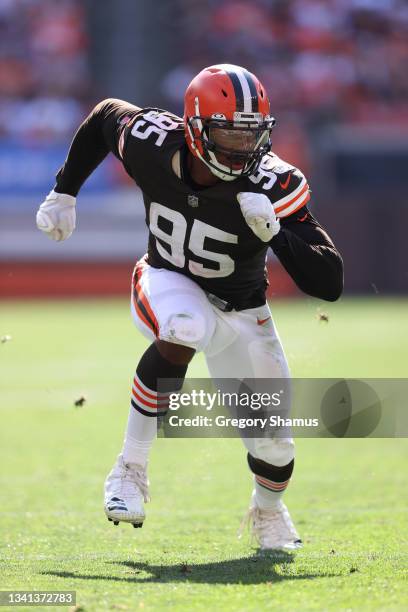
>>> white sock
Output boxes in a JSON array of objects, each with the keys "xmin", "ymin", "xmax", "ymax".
[
  {"xmin": 254, "ymin": 484, "xmax": 283, "ymax": 510},
  {"xmin": 253, "ymin": 474, "xmax": 291, "ymax": 510},
  {"xmin": 122, "ymin": 406, "xmax": 157, "ymax": 467}
]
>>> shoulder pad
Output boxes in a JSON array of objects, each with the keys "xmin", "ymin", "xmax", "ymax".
[{"xmin": 124, "ymin": 107, "xmax": 184, "ymax": 161}]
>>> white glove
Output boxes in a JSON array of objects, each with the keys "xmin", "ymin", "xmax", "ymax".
[
  {"xmin": 237, "ymin": 192, "xmax": 280, "ymax": 242},
  {"xmin": 36, "ymin": 190, "xmax": 76, "ymax": 242}
]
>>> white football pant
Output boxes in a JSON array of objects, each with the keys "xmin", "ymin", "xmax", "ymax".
[{"xmin": 130, "ymin": 257, "xmax": 294, "ymax": 467}]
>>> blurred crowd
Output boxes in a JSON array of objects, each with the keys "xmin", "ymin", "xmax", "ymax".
[
  {"xmin": 164, "ymin": 0, "xmax": 408, "ymax": 124},
  {"xmin": 0, "ymin": 0, "xmax": 88, "ymax": 141},
  {"xmin": 160, "ymin": 0, "xmax": 408, "ymax": 171},
  {"xmin": 1, "ymin": 0, "xmax": 408, "ymax": 147}
]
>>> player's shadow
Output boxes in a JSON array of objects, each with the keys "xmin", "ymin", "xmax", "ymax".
[{"xmin": 43, "ymin": 552, "xmax": 335, "ymax": 585}]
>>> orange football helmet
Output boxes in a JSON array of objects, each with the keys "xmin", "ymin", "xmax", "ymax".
[{"xmin": 184, "ymin": 64, "xmax": 275, "ymax": 181}]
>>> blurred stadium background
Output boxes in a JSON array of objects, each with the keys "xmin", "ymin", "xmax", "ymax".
[
  {"xmin": 0, "ymin": 0, "xmax": 407, "ymax": 297},
  {"xmin": 1, "ymin": 4, "xmax": 407, "ymax": 608}
]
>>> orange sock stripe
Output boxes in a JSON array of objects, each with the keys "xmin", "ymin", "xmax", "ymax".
[
  {"xmin": 132, "ymin": 389, "xmax": 169, "ymax": 410},
  {"xmin": 132, "ymin": 389, "xmax": 158, "ymax": 409},
  {"xmin": 132, "ymin": 382, "xmax": 169, "ymax": 405},
  {"xmin": 261, "ymin": 480, "xmax": 289, "ymax": 489},
  {"xmin": 256, "ymin": 475, "xmax": 290, "ymax": 491},
  {"xmin": 133, "ymin": 377, "xmax": 157, "ymax": 400}
]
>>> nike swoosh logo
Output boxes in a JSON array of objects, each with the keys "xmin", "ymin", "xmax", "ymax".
[
  {"xmin": 279, "ymin": 175, "xmax": 291, "ymax": 190},
  {"xmin": 257, "ymin": 316, "xmax": 271, "ymax": 326},
  {"xmin": 298, "ymin": 213, "xmax": 308, "ymax": 222}
]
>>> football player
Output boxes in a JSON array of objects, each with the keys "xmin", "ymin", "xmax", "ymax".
[{"xmin": 36, "ymin": 64, "xmax": 343, "ymax": 550}]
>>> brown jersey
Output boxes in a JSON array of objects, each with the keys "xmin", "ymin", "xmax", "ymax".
[
  {"xmin": 116, "ymin": 107, "xmax": 310, "ymax": 306},
  {"xmin": 55, "ymin": 98, "xmax": 342, "ymax": 305}
]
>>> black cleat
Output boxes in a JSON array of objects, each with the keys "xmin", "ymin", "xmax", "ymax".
[
  {"xmin": 132, "ymin": 523, "xmax": 143, "ymax": 528},
  {"xmin": 108, "ymin": 518, "xmax": 112, "ymax": 522},
  {"xmin": 113, "ymin": 521, "xmax": 119, "ymax": 526}
]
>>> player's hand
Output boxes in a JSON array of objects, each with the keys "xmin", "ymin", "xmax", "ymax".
[
  {"xmin": 36, "ymin": 190, "xmax": 76, "ymax": 241},
  {"xmin": 237, "ymin": 192, "xmax": 280, "ymax": 242}
]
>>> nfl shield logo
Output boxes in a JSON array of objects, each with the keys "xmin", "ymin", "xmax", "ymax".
[{"xmin": 188, "ymin": 195, "xmax": 199, "ymax": 208}]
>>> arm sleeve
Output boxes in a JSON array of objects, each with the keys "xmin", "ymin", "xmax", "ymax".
[
  {"xmin": 270, "ymin": 207, "xmax": 344, "ymax": 301},
  {"xmin": 54, "ymin": 98, "xmax": 141, "ymax": 196}
]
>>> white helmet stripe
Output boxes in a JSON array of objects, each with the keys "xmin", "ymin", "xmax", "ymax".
[
  {"xmin": 218, "ymin": 64, "xmax": 253, "ymax": 113},
  {"xmin": 234, "ymin": 67, "xmax": 253, "ymax": 113}
]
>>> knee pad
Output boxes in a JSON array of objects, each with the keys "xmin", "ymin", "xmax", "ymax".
[
  {"xmin": 247, "ymin": 452, "xmax": 294, "ymax": 482},
  {"xmin": 161, "ymin": 311, "xmax": 207, "ymax": 349},
  {"xmin": 252, "ymin": 437, "xmax": 295, "ymax": 467}
]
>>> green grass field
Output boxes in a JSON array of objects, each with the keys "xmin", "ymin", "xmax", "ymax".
[{"xmin": 0, "ymin": 297, "xmax": 407, "ymax": 611}]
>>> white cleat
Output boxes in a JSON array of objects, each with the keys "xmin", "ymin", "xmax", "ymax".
[
  {"xmin": 240, "ymin": 492, "xmax": 302, "ymax": 551},
  {"xmin": 104, "ymin": 454, "xmax": 149, "ymax": 528}
]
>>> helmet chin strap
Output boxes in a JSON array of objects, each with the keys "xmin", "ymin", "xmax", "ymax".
[
  {"xmin": 196, "ymin": 149, "xmax": 238, "ymax": 181},
  {"xmin": 206, "ymin": 162, "xmax": 238, "ymax": 182},
  {"xmin": 215, "ymin": 171, "xmax": 238, "ymax": 182}
]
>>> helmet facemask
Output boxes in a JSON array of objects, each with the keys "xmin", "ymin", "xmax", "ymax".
[{"xmin": 186, "ymin": 102, "xmax": 276, "ymax": 181}]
